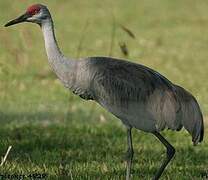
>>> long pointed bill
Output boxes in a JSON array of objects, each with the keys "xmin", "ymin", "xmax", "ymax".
[{"xmin": 4, "ymin": 13, "xmax": 31, "ymax": 27}]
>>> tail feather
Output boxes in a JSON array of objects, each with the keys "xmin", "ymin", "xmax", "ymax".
[
  {"xmin": 199, "ymin": 114, "xmax": 204, "ymax": 142},
  {"xmin": 174, "ymin": 85, "xmax": 204, "ymax": 145}
]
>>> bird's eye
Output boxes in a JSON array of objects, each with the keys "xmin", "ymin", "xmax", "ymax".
[{"xmin": 33, "ymin": 10, "xmax": 40, "ymax": 15}]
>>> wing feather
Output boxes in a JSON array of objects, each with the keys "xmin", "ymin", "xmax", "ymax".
[{"xmin": 82, "ymin": 57, "xmax": 203, "ymax": 142}]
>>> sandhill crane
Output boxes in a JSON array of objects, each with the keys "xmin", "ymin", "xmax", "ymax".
[{"xmin": 5, "ymin": 4, "xmax": 204, "ymax": 180}]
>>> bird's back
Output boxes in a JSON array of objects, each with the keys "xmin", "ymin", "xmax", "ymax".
[{"xmin": 80, "ymin": 57, "xmax": 178, "ymax": 131}]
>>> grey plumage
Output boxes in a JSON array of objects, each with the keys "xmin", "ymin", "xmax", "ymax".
[
  {"xmin": 70, "ymin": 57, "xmax": 203, "ymax": 145},
  {"xmin": 5, "ymin": 4, "xmax": 204, "ymax": 180},
  {"xmin": 174, "ymin": 85, "xmax": 204, "ymax": 144}
]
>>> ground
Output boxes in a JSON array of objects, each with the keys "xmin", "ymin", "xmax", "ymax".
[{"xmin": 0, "ymin": 0, "xmax": 207, "ymax": 179}]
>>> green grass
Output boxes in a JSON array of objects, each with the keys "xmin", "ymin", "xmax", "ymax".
[{"xmin": 0, "ymin": 0, "xmax": 208, "ymax": 179}]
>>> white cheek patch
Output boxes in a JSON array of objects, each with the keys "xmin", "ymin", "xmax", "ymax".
[
  {"xmin": 27, "ymin": 12, "xmax": 42, "ymax": 22},
  {"xmin": 27, "ymin": 17, "xmax": 35, "ymax": 21}
]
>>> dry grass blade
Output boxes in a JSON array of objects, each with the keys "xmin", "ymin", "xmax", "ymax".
[
  {"xmin": 119, "ymin": 24, "xmax": 136, "ymax": 39},
  {"xmin": 109, "ymin": 15, "xmax": 116, "ymax": 56},
  {"xmin": 0, "ymin": 146, "xmax": 12, "ymax": 166},
  {"xmin": 119, "ymin": 41, "xmax": 129, "ymax": 57},
  {"xmin": 76, "ymin": 19, "xmax": 90, "ymax": 58}
]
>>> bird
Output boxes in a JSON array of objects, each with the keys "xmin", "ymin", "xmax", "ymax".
[{"xmin": 5, "ymin": 4, "xmax": 204, "ymax": 180}]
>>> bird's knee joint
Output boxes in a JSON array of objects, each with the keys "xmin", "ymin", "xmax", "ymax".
[
  {"xmin": 125, "ymin": 148, "xmax": 134, "ymax": 160},
  {"xmin": 128, "ymin": 148, "xmax": 134, "ymax": 156},
  {"xmin": 130, "ymin": 151, "xmax": 134, "ymax": 159},
  {"xmin": 167, "ymin": 147, "xmax": 175, "ymax": 158}
]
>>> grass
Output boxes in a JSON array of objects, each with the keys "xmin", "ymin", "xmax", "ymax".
[
  {"xmin": 0, "ymin": 124, "xmax": 207, "ymax": 179},
  {"xmin": 0, "ymin": 0, "xmax": 208, "ymax": 179}
]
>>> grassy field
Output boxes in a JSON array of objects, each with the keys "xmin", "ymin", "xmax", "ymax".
[{"xmin": 0, "ymin": 0, "xmax": 208, "ymax": 179}]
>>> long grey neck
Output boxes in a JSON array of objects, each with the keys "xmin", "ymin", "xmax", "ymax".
[{"xmin": 41, "ymin": 18, "xmax": 76, "ymax": 86}]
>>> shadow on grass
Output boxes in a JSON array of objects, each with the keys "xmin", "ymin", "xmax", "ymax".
[
  {"xmin": 0, "ymin": 111, "xmax": 206, "ymax": 179},
  {"xmin": 0, "ymin": 111, "xmax": 58, "ymax": 124}
]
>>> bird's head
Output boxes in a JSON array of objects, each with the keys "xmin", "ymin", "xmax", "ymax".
[{"xmin": 4, "ymin": 4, "xmax": 51, "ymax": 27}]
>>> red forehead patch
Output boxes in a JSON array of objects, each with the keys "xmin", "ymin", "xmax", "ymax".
[{"xmin": 26, "ymin": 4, "xmax": 41, "ymax": 15}]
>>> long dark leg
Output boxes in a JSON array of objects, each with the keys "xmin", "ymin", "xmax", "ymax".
[
  {"xmin": 152, "ymin": 132, "xmax": 175, "ymax": 180},
  {"xmin": 125, "ymin": 127, "xmax": 134, "ymax": 180}
]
